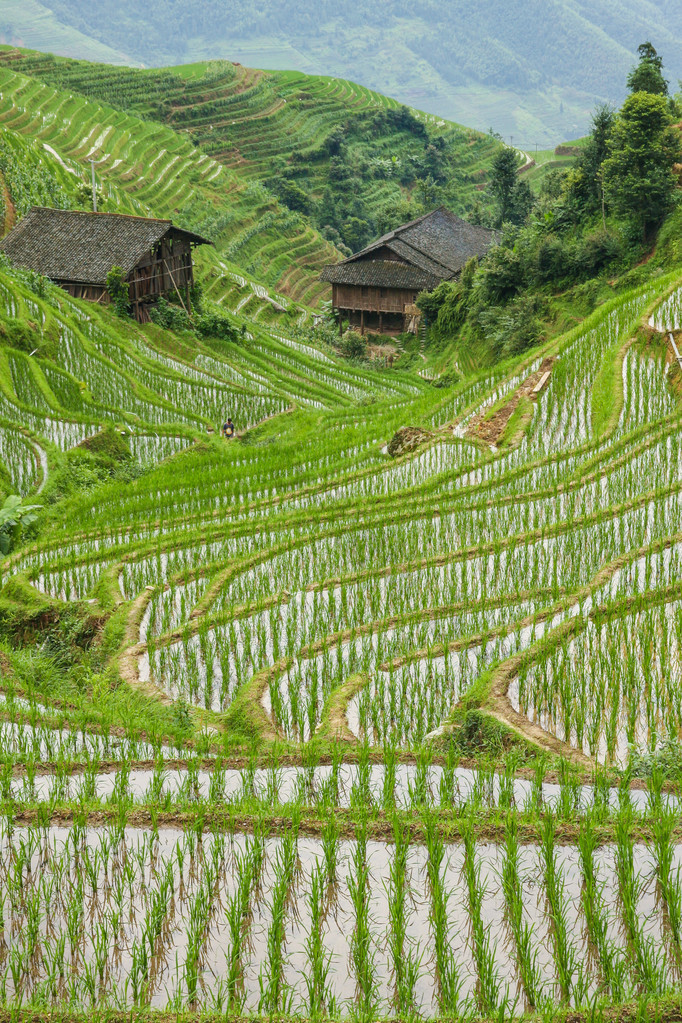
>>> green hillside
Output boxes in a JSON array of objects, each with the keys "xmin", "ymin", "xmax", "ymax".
[
  {"xmin": 3, "ymin": 162, "xmax": 682, "ymax": 1022},
  {"xmin": 5, "ymin": 0, "xmax": 682, "ymax": 141},
  {"xmin": 0, "ymin": 49, "xmax": 505, "ymax": 254},
  {"xmin": 4, "ymin": 42, "xmax": 682, "ymax": 1023}
]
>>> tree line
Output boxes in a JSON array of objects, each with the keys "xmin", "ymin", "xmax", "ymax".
[{"xmin": 420, "ymin": 43, "xmax": 682, "ymax": 361}]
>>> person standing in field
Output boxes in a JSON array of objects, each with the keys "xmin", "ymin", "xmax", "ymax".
[{"xmin": 222, "ymin": 417, "xmax": 235, "ymax": 438}]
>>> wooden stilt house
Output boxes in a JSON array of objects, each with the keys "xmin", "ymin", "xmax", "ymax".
[
  {"xmin": 0, "ymin": 207, "xmax": 211, "ymax": 322},
  {"xmin": 320, "ymin": 207, "xmax": 497, "ymax": 335}
]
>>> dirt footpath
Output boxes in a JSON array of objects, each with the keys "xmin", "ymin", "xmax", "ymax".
[{"xmin": 467, "ymin": 356, "xmax": 557, "ymax": 446}]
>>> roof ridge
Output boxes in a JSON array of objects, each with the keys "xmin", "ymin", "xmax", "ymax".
[
  {"xmin": 387, "ymin": 206, "xmax": 444, "ymax": 241},
  {"xmin": 339, "ymin": 206, "xmax": 473, "ymax": 265}
]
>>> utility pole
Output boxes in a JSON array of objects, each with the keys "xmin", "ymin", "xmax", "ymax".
[{"xmin": 90, "ymin": 159, "xmax": 97, "ymax": 213}]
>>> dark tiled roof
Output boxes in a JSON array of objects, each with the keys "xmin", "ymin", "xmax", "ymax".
[
  {"xmin": 0, "ymin": 207, "xmax": 211, "ymax": 286},
  {"xmin": 321, "ymin": 207, "xmax": 497, "ymax": 289},
  {"xmin": 320, "ymin": 259, "xmax": 439, "ymax": 289},
  {"xmin": 385, "ymin": 238, "xmax": 454, "ymax": 278}
]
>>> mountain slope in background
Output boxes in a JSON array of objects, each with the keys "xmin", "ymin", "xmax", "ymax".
[
  {"xmin": 0, "ymin": 50, "xmax": 504, "ymax": 261},
  {"xmin": 2, "ymin": 0, "xmax": 682, "ymax": 143},
  {"xmin": 0, "ymin": 0, "xmax": 135, "ymax": 66}
]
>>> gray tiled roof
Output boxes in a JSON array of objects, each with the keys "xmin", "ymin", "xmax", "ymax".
[
  {"xmin": 0, "ymin": 207, "xmax": 211, "ymax": 286},
  {"xmin": 321, "ymin": 207, "xmax": 497, "ymax": 288},
  {"xmin": 319, "ymin": 259, "xmax": 439, "ymax": 290},
  {"xmin": 386, "ymin": 238, "xmax": 454, "ymax": 278}
]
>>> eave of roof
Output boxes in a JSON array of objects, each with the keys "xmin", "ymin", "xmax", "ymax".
[{"xmin": 319, "ymin": 259, "xmax": 440, "ymax": 290}]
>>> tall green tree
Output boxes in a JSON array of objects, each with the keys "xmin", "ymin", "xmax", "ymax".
[
  {"xmin": 489, "ymin": 148, "xmax": 518, "ymax": 225},
  {"xmin": 574, "ymin": 104, "xmax": 615, "ymax": 212},
  {"xmin": 627, "ymin": 41, "xmax": 668, "ymax": 96},
  {"xmin": 489, "ymin": 148, "xmax": 532, "ymax": 227},
  {"xmin": 562, "ymin": 104, "xmax": 615, "ymax": 222},
  {"xmin": 602, "ymin": 91, "xmax": 680, "ymax": 240}
]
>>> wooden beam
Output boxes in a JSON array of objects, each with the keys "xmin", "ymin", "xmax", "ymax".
[{"xmin": 163, "ymin": 259, "xmax": 189, "ymax": 314}]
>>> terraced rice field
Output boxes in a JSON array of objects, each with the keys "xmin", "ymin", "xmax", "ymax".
[
  {"xmin": 0, "ymin": 53, "xmax": 498, "ymax": 186},
  {"xmin": 3, "ymin": 208, "xmax": 682, "ymax": 1020}
]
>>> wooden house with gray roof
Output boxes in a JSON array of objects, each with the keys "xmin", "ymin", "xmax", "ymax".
[
  {"xmin": 0, "ymin": 207, "xmax": 211, "ymax": 322},
  {"xmin": 320, "ymin": 207, "xmax": 497, "ymax": 335}
]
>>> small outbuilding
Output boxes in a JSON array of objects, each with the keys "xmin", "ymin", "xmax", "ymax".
[
  {"xmin": 0, "ymin": 206, "xmax": 211, "ymax": 322},
  {"xmin": 320, "ymin": 207, "xmax": 497, "ymax": 335}
]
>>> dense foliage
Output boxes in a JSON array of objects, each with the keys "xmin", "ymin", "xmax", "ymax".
[
  {"xmin": 603, "ymin": 92, "xmax": 681, "ymax": 240},
  {"xmin": 420, "ymin": 44, "xmax": 682, "ymax": 360},
  {"xmin": 105, "ymin": 265, "xmax": 129, "ymax": 318},
  {"xmin": 0, "ymin": 132, "xmax": 72, "ymax": 222},
  {"xmin": 0, "ymin": 494, "xmax": 41, "ymax": 554}
]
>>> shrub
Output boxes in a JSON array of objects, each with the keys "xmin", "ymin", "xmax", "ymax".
[
  {"xmin": 630, "ymin": 738, "xmax": 682, "ymax": 779},
  {"xmin": 0, "ymin": 315, "xmax": 40, "ymax": 353},
  {"xmin": 478, "ymin": 293, "xmax": 547, "ymax": 358},
  {"xmin": 325, "ymin": 126, "xmax": 346, "ymax": 156},
  {"xmin": 0, "ymin": 253, "xmax": 58, "ymax": 305},
  {"xmin": 572, "ymin": 228, "xmax": 624, "ymax": 277},
  {"xmin": 533, "ymin": 235, "xmax": 573, "ymax": 284},
  {"xmin": 416, "ymin": 282, "xmax": 451, "ymax": 323},
  {"xmin": 340, "ymin": 329, "xmax": 366, "ymax": 359},
  {"xmin": 79, "ymin": 426, "xmax": 131, "ymax": 463},
  {"xmin": 273, "ymin": 178, "xmax": 311, "ymax": 214},
  {"xmin": 475, "ymin": 244, "xmax": 525, "ymax": 303},
  {"xmin": 149, "ymin": 298, "xmax": 191, "ymax": 332},
  {"xmin": 194, "ymin": 310, "xmax": 240, "ymax": 343},
  {"xmin": 106, "ymin": 265, "xmax": 130, "ymax": 318},
  {"xmin": 0, "ymin": 495, "xmax": 41, "ymax": 555}
]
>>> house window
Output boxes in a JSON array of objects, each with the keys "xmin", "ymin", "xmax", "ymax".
[
  {"xmin": 361, "ymin": 286, "xmax": 368, "ymax": 296},
  {"xmin": 380, "ymin": 288, "xmax": 386, "ymax": 298}
]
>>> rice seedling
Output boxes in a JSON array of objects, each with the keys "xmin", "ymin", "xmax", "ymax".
[
  {"xmin": 258, "ymin": 831, "xmax": 297, "ymax": 1014},
  {"xmin": 347, "ymin": 820, "xmax": 378, "ymax": 1021},
  {"xmin": 615, "ymin": 814, "xmax": 669, "ymax": 993},
  {"xmin": 424, "ymin": 811, "xmax": 464, "ymax": 1018},
  {"xmin": 501, "ymin": 814, "xmax": 544, "ymax": 1010},
  {"xmin": 304, "ymin": 862, "xmax": 336, "ymax": 1019}
]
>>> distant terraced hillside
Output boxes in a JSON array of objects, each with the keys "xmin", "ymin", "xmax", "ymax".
[
  {"xmin": 0, "ymin": 55, "xmax": 344, "ymax": 318},
  {"xmin": 0, "ymin": 51, "xmax": 504, "ymax": 253}
]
